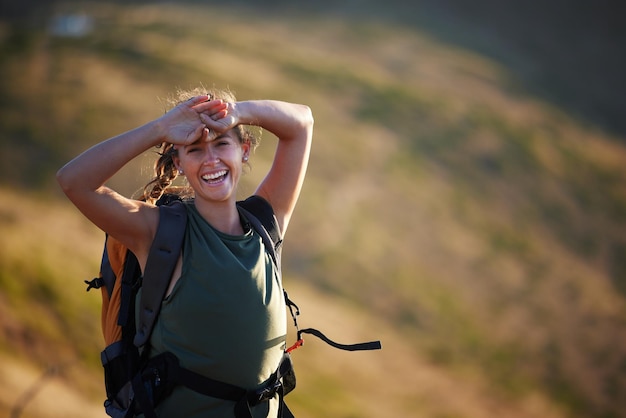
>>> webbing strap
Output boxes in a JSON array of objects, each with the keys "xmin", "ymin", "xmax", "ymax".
[
  {"xmin": 142, "ymin": 352, "xmax": 294, "ymax": 418},
  {"xmin": 284, "ymin": 291, "xmax": 382, "ymax": 353},
  {"xmin": 298, "ymin": 328, "xmax": 382, "ymax": 351},
  {"xmin": 173, "ymin": 365, "xmax": 245, "ymax": 401},
  {"xmin": 117, "ymin": 251, "xmax": 140, "ymax": 328},
  {"xmin": 96, "ymin": 237, "xmax": 115, "ymax": 298},
  {"xmin": 134, "ymin": 202, "xmax": 187, "ymax": 347},
  {"xmin": 132, "ymin": 371, "xmax": 157, "ymax": 418},
  {"xmin": 238, "ymin": 207, "xmax": 281, "ymax": 269},
  {"xmin": 237, "ymin": 195, "xmax": 282, "ymax": 250}
]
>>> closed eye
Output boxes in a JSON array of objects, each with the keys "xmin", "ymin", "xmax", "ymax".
[{"xmin": 210, "ymin": 134, "xmax": 234, "ymax": 147}]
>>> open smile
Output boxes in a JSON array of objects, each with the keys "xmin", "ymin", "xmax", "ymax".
[{"xmin": 201, "ymin": 169, "xmax": 228, "ymax": 184}]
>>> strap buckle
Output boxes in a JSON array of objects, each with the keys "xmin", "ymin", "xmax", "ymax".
[{"xmin": 252, "ymin": 380, "xmax": 282, "ymax": 405}]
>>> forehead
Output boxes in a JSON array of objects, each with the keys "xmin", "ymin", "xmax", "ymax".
[{"xmin": 185, "ymin": 130, "xmax": 239, "ymax": 147}]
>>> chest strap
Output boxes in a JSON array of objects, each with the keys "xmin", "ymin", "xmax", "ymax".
[{"xmin": 133, "ymin": 351, "xmax": 295, "ymax": 418}]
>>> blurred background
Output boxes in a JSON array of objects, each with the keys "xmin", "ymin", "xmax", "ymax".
[{"xmin": 1, "ymin": 1, "xmax": 625, "ymax": 417}]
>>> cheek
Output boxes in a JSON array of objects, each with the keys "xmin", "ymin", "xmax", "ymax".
[{"xmin": 177, "ymin": 153, "xmax": 201, "ymax": 168}]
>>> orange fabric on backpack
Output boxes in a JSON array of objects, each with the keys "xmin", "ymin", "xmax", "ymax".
[{"xmin": 100, "ymin": 236, "xmax": 128, "ymax": 346}]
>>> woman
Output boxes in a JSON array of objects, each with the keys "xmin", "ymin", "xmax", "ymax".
[{"xmin": 57, "ymin": 87, "xmax": 313, "ymax": 417}]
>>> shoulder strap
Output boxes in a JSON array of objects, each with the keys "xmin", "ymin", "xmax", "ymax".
[
  {"xmin": 117, "ymin": 249, "xmax": 141, "ymax": 329},
  {"xmin": 237, "ymin": 195, "xmax": 283, "ymax": 267},
  {"xmin": 134, "ymin": 201, "xmax": 187, "ymax": 347},
  {"xmin": 98, "ymin": 238, "xmax": 116, "ymax": 299}
]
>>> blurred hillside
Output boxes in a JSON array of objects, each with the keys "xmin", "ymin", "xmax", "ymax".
[
  {"xmin": 3, "ymin": 0, "xmax": 626, "ymax": 137},
  {"xmin": 1, "ymin": 2, "xmax": 626, "ymax": 418}
]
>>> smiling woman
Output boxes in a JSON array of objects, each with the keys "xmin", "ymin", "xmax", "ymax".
[
  {"xmin": 139, "ymin": 88, "xmax": 261, "ymax": 211},
  {"xmin": 56, "ymin": 85, "xmax": 313, "ymax": 418}
]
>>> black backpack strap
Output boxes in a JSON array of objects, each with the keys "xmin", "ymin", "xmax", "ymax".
[
  {"xmin": 134, "ymin": 201, "xmax": 188, "ymax": 347},
  {"xmin": 99, "ymin": 238, "xmax": 115, "ymax": 297},
  {"xmin": 237, "ymin": 195, "xmax": 283, "ymax": 265},
  {"xmin": 85, "ymin": 236, "xmax": 116, "ymax": 296},
  {"xmin": 298, "ymin": 328, "xmax": 382, "ymax": 351},
  {"xmin": 136, "ymin": 351, "xmax": 295, "ymax": 418},
  {"xmin": 117, "ymin": 250, "xmax": 141, "ymax": 329}
]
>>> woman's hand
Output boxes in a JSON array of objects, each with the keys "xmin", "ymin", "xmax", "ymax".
[
  {"xmin": 197, "ymin": 100, "xmax": 241, "ymax": 135},
  {"xmin": 158, "ymin": 95, "xmax": 229, "ymax": 146}
]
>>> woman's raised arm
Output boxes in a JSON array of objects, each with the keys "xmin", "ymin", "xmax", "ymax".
[{"xmin": 57, "ymin": 96, "xmax": 225, "ymax": 258}]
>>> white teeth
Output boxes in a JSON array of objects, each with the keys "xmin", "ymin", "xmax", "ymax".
[{"xmin": 201, "ymin": 170, "xmax": 227, "ymax": 181}]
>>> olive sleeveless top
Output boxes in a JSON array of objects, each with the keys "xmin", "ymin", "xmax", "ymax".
[{"xmin": 147, "ymin": 202, "xmax": 287, "ymax": 417}]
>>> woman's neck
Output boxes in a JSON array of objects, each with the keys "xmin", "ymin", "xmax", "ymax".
[{"xmin": 193, "ymin": 198, "xmax": 244, "ymax": 235}]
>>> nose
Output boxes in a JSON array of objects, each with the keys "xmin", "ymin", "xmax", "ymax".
[
  {"xmin": 202, "ymin": 146, "xmax": 220, "ymax": 166},
  {"xmin": 202, "ymin": 152, "xmax": 217, "ymax": 165}
]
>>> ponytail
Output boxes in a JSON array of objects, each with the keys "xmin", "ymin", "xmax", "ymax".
[{"xmin": 139, "ymin": 143, "xmax": 192, "ymax": 203}]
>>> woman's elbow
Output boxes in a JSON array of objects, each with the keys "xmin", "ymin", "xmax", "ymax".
[
  {"xmin": 302, "ymin": 105, "xmax": 314, "ymax": 129},
  {"xmin": 56, "ymin": 165, "xmax": 70, "ymax": 191},
  {"xmin": 56, "ymin": 163, "xmax": 81, "ymax": 197}
]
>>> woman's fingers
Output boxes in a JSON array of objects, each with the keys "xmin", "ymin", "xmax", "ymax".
[
  {"xmin": 199, "ymin": 108, "xmax": 228, "ymax": 123},
  {"xmin": 187, "ymin": 94, "xmax": 212, "ymax": 106},
  {"xmin": 192, "ymin": 97, "xmax": 227, "ymax": 115},
  {"xmin": 184, "ymin": 96, "xmax": 237, "ymax": 138}
]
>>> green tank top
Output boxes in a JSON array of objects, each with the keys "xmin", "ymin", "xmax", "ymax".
[{"xmin": 147, "ymin": 202, "xmax": 286, "ymax": 418}]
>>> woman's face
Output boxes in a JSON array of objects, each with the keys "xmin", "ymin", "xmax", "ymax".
[{"xmin": 174, "ymin": 128, "xmax": 249, "ymax": 204}]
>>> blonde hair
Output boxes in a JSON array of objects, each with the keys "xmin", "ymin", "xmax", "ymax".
[{"xmin": 138, "ymin": 86, "xmax": 260, "ymax": 203}]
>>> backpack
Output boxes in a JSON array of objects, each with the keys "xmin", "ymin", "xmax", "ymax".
[{"xmin": 85, "ymin": 194, "xmax": 381, "ymax": 418}]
